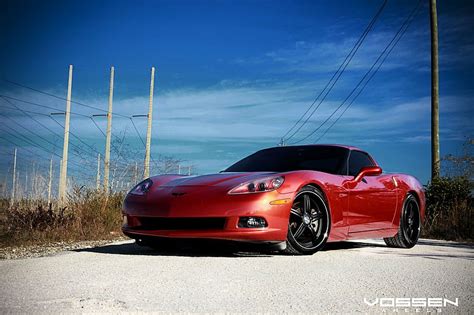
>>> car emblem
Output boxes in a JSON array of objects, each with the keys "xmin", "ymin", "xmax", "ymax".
[{"xmin": 171, "ymin": 192, "xmax": 186, "ymax": 197}]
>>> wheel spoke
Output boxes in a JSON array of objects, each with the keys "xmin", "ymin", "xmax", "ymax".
[
  {"xmin": 293, "ymin": 223, "xmax": 306, "ymax": 239},
  {"xmin": 311, "ymin": 210, "xmax": 322, "ymax": 221},
  {"xmin": 307, "ymin": 224, "xmax": 318, "ymax": 239},
  {"xmin": 291, "ymin": 208, "xmax": 303, "ymax": 218},
  {"xmin": 303, "ymin": 194, "xmax": 311, "ymax": 214}
]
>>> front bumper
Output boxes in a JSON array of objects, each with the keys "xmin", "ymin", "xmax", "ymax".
[{"xmin": 122, "ymin": 188, "xmax": 293, "ymax": 242}]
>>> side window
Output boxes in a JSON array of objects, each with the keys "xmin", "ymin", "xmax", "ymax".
[{"xmin": 348, "ymin": 151, "xmax": 374, "ymax": 176}]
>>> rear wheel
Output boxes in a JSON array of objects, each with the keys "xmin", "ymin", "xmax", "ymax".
[
  {"xmin": 384, "ymin": 194, "xmax": 420, "ymax": 248},
  {"xmin": 284, "ymin": 186, "xmax": 330, "ymax": 255}
]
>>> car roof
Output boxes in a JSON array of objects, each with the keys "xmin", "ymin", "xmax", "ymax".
[{"xmin": 269, "ymin": 144, "xmax": 363, "ymax": 151}]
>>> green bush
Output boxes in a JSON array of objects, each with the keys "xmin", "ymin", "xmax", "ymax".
[{"xmin": 423, "ymin": 176, "xmax": 473, "ymax": 241}]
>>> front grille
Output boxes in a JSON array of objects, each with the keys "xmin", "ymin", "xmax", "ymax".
[{"xmin": 135, "ymin": 217, "xmax": 226, "ymax": 230}]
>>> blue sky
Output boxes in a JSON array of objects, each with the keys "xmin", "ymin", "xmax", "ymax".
[{"xmin": 0, "ymin": 0, "xmax": 473, "ymax": 191}]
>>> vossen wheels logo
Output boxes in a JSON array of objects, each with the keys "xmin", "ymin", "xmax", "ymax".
[{"xmin": 364, "ymin": 297, "xmax": 459, "ymax": 313}]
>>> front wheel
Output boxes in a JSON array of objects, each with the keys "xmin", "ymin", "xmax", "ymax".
[
  {"xmin": 283, "ymin": 186, "xmax": 330, "ymax": 255},
  {"xmin": 384, "ymin": 194, "xmax": 421, "ymax": 248}
]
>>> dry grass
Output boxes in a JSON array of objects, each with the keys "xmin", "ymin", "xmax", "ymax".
[{"xmin": 0, "ymin": 188, "xmax": 124, "ymax": 247}]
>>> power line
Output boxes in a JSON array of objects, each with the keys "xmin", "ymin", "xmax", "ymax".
[
  {"xmin": 2, "ymin": 79, "xmax": 130, "ymax": 118},
  {"xmin": 316, "ymin": 2, "xmax": 423, "ymax": 143},
  {"xmin": 0, "ymin": 112, "xmax": 62, "ymax": 152},
  {"xmin": 1, "ymin": 95, "xmax": 129, "ymax": 166},
  {"xmin": 2, "ymin": 77, "xmax": 160, "ymax": 173},
  {"xmin": 0, "ymin": 149, "xmax": 53, "ymax": 175},
  {"xmin": 281, "ymin": 0, "xmax": 388, "ymax": 143},
  {"xmin": 130, "ymin": 117, "xmax": 159, "ymax": 169},
  {"xmin": 89, "ymin": 116, "xmax": 135, "ymax": 166},
  {"xmin": 0, "ymin": 109, "xmax": 98, "ymax": 166},
  {"xmin": 0, "ymin": 94, "xmax": 86, "ymax": 118},
  {"xmin": 0, "ymin": 114, "xmax": 98, "ymax": 173},
  {"xmin": 130, "ymin": 118, "xmax": 147, "ymax": 148},
  {"xmin": 47, "ymin": 115, "xmax": 107, "ymax": 161},
  {"xmin": 1, "ymin": 97, "xmax": 98, "ymax": 160},
  {"xmin": 1, "ymin": 104, "xmax": 52, "ymax": 117},
  {"xmin": 0, "ymin": 130, "xmax": 92, "ymax": 177},
  {"xmin": 291, "ymin": 0, "xmax": 423, "ymax": 145}
]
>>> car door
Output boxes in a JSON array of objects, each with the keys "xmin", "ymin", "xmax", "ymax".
[{"xmin": 346, "ymin": 150, "xmax": 397, "ymax": 233}]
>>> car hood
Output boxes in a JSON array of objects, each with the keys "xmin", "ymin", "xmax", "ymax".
[{"xmin": 157, "ymin": 172, "xmax": 276, "ymax": 188}]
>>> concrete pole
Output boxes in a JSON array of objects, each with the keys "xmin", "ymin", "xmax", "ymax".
[
  {"xmin": 178, "ymin": 164, "xmax": 181, "ymax": 175},
  {"xmin": 134, "ymin": 161, "xmax": 138, "ymax": 184},
  {"xmin": 31, "ymin": 162, "xmax": 36, "ymax": 197},
  {"xmin": 16, "ymin": 171, "xmax": 20, "ymax": 199},
  {"xmin": 59, "ymin": 159, "xmax": 62, "ymax": 197},
  {"xmin": 104, "ymin": 66, "xmax": 114, "ymax": 193},
  {"xmin": 2, "ymin": 174, "xmax": 7, "ymax": 198},
  {"xmin": 144, "ymin": 67, "xmax": 155, "ymax": 179},
  {"xmin": 47, "ymin": 157, "xmax": 53, "ymax": 204},
  {"xmin": 430, "ymin": 0, "xmax": 440, "ymax": 179},
  {"xmin": 10, "ymin": 148, "xmax": 17, "ymax": 206},
  {"xmin": 59, "ymin": 65, "xmax": 73, "ymax": 202},
  {"xmin": 96, "ymin": 153, "xmax": 101, "ymax": 190},
  {"xmin": 25, "ymin": 171, "xmax": 28, "ymax": 198}
]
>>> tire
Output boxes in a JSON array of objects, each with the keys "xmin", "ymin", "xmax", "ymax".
[
  {"xmin": 384, "ymin": 194, "xmax": 421, "ymax": 248},
  {"xmin": 283, "ymin": 186, "xmax": 331, "ymax": 255}
]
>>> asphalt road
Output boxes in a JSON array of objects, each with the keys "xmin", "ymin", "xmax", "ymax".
[{"xmin": 0, "ymin": 238, "xmax": 472, "ymax": 313}]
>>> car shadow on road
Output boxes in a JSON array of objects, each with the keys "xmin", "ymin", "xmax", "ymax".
[
  {"xmin": 418, "ymin": 239, "xmax": 474, "ymax": 249},
  {"xmin": 73, "ymin": 240, "xmax": 388, "ymax": 258},
  {"xmin": 74, "ymin": 240, "xmax": 273, "ymax": 258},
  {"xmin": 321, "ymin": 241, "xmax": 386, "ymax": 251}
]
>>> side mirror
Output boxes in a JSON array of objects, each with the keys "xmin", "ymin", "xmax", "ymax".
[
  {"xmin": 344, "ymin": 166, "xmax": 382, "ymax": 188},
  {"xmin": 354, "ymin": 166, "xmax": 382, "ymax": 182}
]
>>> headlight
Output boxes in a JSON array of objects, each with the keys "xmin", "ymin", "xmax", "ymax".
[
  {"xmin": 228, "ymin": 176, "xmax": 284, "ymax": 194},
  {"xmin": 129, "ymin": 178, "xmax": 153, "ymax": 195}
]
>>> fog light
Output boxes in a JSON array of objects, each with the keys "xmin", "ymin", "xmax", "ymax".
[{"xmin": 238, "ymin": 217, "xmax": 267, "ymax": 228}]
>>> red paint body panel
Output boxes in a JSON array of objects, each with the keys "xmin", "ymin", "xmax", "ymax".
[{"xmin": 122, "ymin": 146, "xmax": 425, "ymax": 244}]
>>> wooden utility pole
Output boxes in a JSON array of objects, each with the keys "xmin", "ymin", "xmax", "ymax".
[
  {"xmin": 47, "ymin": 157, "xmax": 53, "ymax": 204},
  {"xmin": 58, "ymin": 65, "xmax": 73, "ymax": 202},
  {"xmin": 104, "ymin": 66, "xmax": 114, "ymax": 193},
  {"xmin": 144, "ymin": 66, "xmax": 155, "ymax": 179},
  {"xmin": 96, "ymin": 153, "xmax": 101, "ymax": 190},
  {"xmin": 430, "ymin": 0, "xmax": 440, "ymax": 179},
  {"xmin": 10, "ymin": 148, "xmax": 17, "ymax": 206}
]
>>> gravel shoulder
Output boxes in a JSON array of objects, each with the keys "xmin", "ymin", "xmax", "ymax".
[
  {"xmin": 0, "ymin": 238, "xmax": 472, "ymax": 313},
  {"xmin": 0, "ymin": 238, "xmax": 126, "ymax": 260}
]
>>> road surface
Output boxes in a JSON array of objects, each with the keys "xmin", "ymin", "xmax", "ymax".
[{"xmin": 0, "ymin": 238, "xmax": 472, "ymax": 313}]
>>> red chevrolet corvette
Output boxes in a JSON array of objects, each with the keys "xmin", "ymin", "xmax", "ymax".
[{"xmin": 122, "ymin": 144, "xmax": 425, "ymax": 254}]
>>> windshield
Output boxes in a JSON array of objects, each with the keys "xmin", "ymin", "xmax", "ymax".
[{"xmin": 224, "ymin": 145, "xmax": 349, "ymax": 175}]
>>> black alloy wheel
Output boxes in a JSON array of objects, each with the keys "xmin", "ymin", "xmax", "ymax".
[
  {"xmin": 384, "ymin": 194, "xmax": 421, "ymax": 248},
  {"xmin": 284, "ymin": 186, "xmax": 330, "ymax": 255}
]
